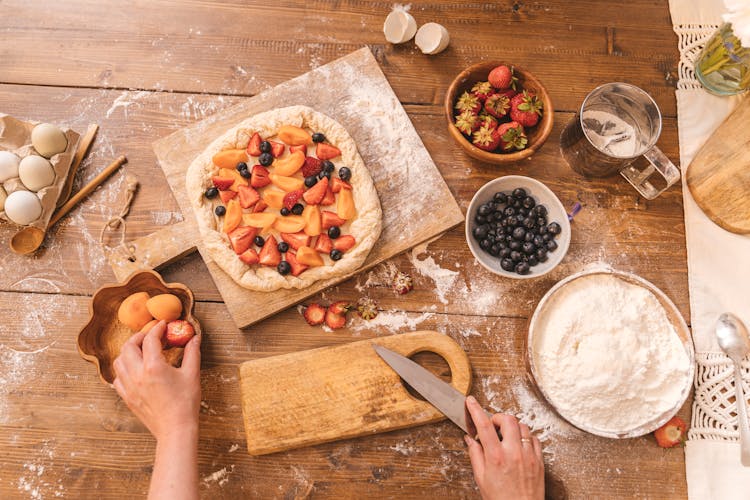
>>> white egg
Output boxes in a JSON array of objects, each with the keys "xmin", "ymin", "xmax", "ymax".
[
  {"xmin": 4, "ymin": 190, "xmax": 42, "ymax": 225},
  {"xmin": 19, "ymin": 155, "xmax": 55, "ymax": 191},
  {"xmin": 0, "ymin": 186, "xmax": 7, "ymax": 212},
  {"xmin": 31, "ymin": 123, "xmax": 68, "ymax": 158},
  {"xmin": 0, "ymin": 151, "xmax": 21, "ymax": 182}
]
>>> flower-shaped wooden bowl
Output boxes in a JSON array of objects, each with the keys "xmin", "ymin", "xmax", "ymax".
[
  {"xmin": 445, "ymin": 61, "xmax": 554, "ymax": 164},
  {"xmin": 77, "ymin": 270, "xmax": 201, "ymax": 385}
]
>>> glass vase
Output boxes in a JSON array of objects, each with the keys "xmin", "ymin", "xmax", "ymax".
[{"xmin": 694, "ymin": 23, "xmax": 750, "ymax": 95}]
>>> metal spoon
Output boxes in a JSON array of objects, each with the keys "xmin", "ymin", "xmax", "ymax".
[{"xmin": 716, "ymin": 312, "xmax": 750, "ymax": 466}]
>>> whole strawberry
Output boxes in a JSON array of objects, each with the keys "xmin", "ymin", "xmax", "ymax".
[
  {"xmin": 356, "ymin": 297, "xmax": 379, "ymax": 320},
  {"xmin": 472, "ymin": 124, "xmax": 501, "ymax": 152},
  {"xmin": 454, "ymin": 110, "xmax": 481, "ymax": 136},
  {"xmin": 470, "ymin": 81, "xmax": 494, "ymax": 102},
  {"xmin": 455, "ymin": 91, "xmax": 481, "ymax": 114},
  {"xmin": 510, "ymin": 91, "xmax": 543, "ymax": 128},
  {"xmin": 483, "ymin": 93, "xmax": 511, "ymax": 119},
  {"xmin": 496, "ymin": 121, "xmax": 528, "ymax": 152},
  {"xmin": 488, "ymin": 65, "xmax": 518, "ymax": 90},
  {"xmin": 477, "ymin": 112, "xmax": 499, "ymax": 131},
  {"xmin": 392, "ymin": 271, "xmax": 413, "ymax": 295}
]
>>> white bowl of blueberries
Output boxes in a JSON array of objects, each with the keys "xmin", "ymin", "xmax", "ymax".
[{"xmin": 465, "ymin": 175, "xmax": 570, "ymax": 279}]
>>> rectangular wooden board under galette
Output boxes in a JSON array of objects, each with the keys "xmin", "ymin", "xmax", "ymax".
[
  {"xmin": 112, "ymin": 47, "xmax": 463, "ymax": 329},
  {"xmin": 239, "ymin": 330, "xmax": 472, "ymax": 455}
]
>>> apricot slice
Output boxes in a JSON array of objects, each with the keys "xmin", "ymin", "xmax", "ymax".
[
  {"xmin": 139, "ymin": 319, "xmax": 160, "ymax": 333},
  {"xmin": 273, "ymin": 215, "xmax": 306, "ymax": 233},
  {"xmin": 302, "ymin": 205, "xmax": 322, "ymax": 236},
  {"xmin": 337, "ymin": 187, "xmax": 356, "ymax": 220},
  {"xmin": 297, "ymin": 245, "xmax": 325, "ymax": 267},
  {"xmin": 262, "ymin": 189, "xmax": 286, "ymax": 209},
  {"xmin": 243, "ymin": 212, "xmax": 277, "ymax": 228},
  {"xmin": 223, "ymin": 199, "xmax": 242, "ymax": 234},
  {"xmin": 117, "ymin": 292, "xmax": 153, "ymax": 332},
  {"xmin": 272, "ymin": 151, "xmax": 306, "ymax": 176},
  {"xmin": 219, "ymin": 167, "xmax": 249, "ymax": 191},
  {"xmin": 146, "ymin": 294, "xmax": 183, "ymax": 322},
  {"xmin": 213, "ymin": 149, "xmax": 248, "ymax": 169},
  {"xmin": 269, "ymin": 173, "xmax": 305, "ymax": 192},
  {"xmin": 277, "ymin": 125, "xmax": 313, "ymax": 146}
]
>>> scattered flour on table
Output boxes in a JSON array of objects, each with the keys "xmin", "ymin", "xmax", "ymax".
[
  {"xmin": 17, "ymin": 440, "xmax": 64, "ymax": 498},
  {"xmin": 408, "ymin": 242, "xmax": 459, "ymax": 305},
  {"xmin": 202, "ymin": 465, "xmax": 235, "ymax": 488},
  {"xmin": 350, "ymin": 310, "xmax": 435, "ymax": 335}
]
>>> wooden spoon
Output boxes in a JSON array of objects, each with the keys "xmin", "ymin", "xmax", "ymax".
[{"xmin": 9, "ymin": 155, "xmax": 127, "ymax": 255}]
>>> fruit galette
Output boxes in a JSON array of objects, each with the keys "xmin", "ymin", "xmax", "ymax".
[{"xmin": 186, "ymin": 106, "xmax": 382, "ymax": 291}]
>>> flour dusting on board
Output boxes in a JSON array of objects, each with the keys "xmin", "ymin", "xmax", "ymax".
[{"xmin": 17, "ymin": 439, "xmax": 64, "ymax": 498}]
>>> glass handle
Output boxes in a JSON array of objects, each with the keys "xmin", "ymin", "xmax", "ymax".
[{"xmin": 619, "ymin": 146, "xmax": 681, "ymax": 200}]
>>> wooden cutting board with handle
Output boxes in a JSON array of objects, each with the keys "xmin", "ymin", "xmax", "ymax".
[
  {"xmin": 687, "ymin": 97, "xmax": 750, "ymax": 234},
  {"xmin": 238, "ymin": 331, "xmax": 472, "ymax": 456}
]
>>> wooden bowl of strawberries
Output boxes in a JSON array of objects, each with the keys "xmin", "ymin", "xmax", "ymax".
[{"xmin": 445, "ymin": 62, "xmax": 554, "ymax": 164}]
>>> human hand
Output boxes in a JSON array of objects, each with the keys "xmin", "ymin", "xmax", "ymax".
[
  {"xmin": 463, "ymin": 395, "xmax": 544, "ymax": 500},
  {"xmin": 113, "ymin": 321, "xmax": 202, "ymax": 443}
]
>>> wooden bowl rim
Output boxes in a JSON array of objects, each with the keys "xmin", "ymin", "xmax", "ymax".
[
  {"xmin": 76, "ymin": 269, "xmax": 201, "ymax": 385},
  {"xmin": 444, "ymin": 61, "xmax": 554, "ymax": 164}
]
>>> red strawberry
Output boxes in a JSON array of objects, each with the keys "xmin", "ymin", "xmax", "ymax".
[
  {"xmin": 654, "ymin": 416, "xmax": 687, "ymax": 448},
  {"xmin": 333, "ymin": 235, "xmax": 356, "ymax": 252},
  {"xmin": 330, "ymin": 177, "xmax": 352, "ymax": 194},
  {"xmin": 392, "ymin": 271, "xmax": 413, "ymax": 295},
  {"xmin": 320, "ymin": 186, "xmax": 335, "ymax": 206},
  {"xmin": 165, "ymin": 320, "xmax": 196, "ymax": 347},
  {"xmin": 290, "ymin": 144, "xmax": 307, "ymax": 155},
  {"xmin": 303, "ymin": 303, "xmax": 326, "ymax": 325},
  {"xmin": 496, "ymin": 121, "xmax": 528, "ymax": 152},
  {"xmin": 454, "ymin": 91, "xmax": 482, "ymax": 114},
  {"xmin": 325, "ymin": 308, "xmax": 347, "ymax": 330},
  {"xmin": 250, "ymin": 165, "xmax": 271, "ymax": 188},
  {"xmin": 280, "ymin": 231, "xmax": 311, "ymax": 251},
  {"xmin": 483, "ymin": 93, "xmax": 511, "ymax": 119},
  {"xmin": 247, "ymin": 132, "xmax": 262, "ymax": 156},
  {"xmin": 321, "ymin": 211, "xmax": 346, "ymax": 229},
  {"xmin": 239, "ymin": 247, "xmax": 259, "ymax": 265},
  {"xmin": 478, "ymin": 113, "xmax": 499, "ymax": 131},
  {"xmin": 228, "ymin": 226, "xmax": 258, "ymax": 254},
  {"xmin": 471, "ymin": 81, "xmax": 494, "ymax": 102},
  {"xmin": 219, "ymin": 190, "xmax": 236, "ymax": 204},
  {"xmin": 301, "ymin": 156, "xmax": 323, "ymax": 177},
  {"xmin": 270, "ymin": 141, "xmax": 285, "ymax": 158},
  {"xmin": 252, "ymin": 200, "xmax": 268, "ymax": 213},
  {"xmin": 286, "ymin": 251, "xmax": 309, "ymax": 276},
  {"xmin": 212, "ymin": 176, "xmax": 234, "ymax": 191},
  {"xmin": 303, "ymin": 177, "xmax": 328, "ymax": 205},
  {"xmin": 488, "ymin": 65, "xmax": 518, "ymax": 90},
  {"xmin": 283, "ymin": 189, "xmax": 304, "ymax": 210},
  {"xmin": 509, "ymin": 91, "xmax": 543, "ymax": 128},
  {"xmin": 259, "ymin": 235, "xmax": 281, "ymax": 267},
  {"xmin": 316, "ymin": 143, "xmax": 341, "ymax": 160},
  {"xmin": 454, "ymin": 110, "xmax": 481, "ymax": 136},
  {"xmin": 329, "ymin": 301, "xmax": 351, "ymax": 315},
  {"xmin": 472, "ymin": 124, "xmax": 501, "ymax": 152},
  {"xmin": 313, "ymin": 233, "xmax": 333, "ymax": 254},
  {"xmin": 237, "ymin": 185, "xmax": 260, "ymax": 209},
  {"xmin": 496, "ymin": 88, "xmax": 517, "ymax": 100}
]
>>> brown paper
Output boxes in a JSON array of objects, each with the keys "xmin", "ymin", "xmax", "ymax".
[{"xmin": 0, "ymin": 114, "xmax": 80, "ymax": 229}]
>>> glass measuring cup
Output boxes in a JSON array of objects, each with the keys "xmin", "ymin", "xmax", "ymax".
[{"xmin": 559, "ymin": 83, "xmax": 680, "ymax": 200}]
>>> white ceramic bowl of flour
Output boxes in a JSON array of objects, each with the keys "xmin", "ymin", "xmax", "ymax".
[{"xmin": 527, "ymin": 268, "xmax": 694, "ymax": 438}]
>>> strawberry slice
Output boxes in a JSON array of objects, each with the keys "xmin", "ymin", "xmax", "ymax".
[
  {"xmin": 325, "ymin": 308, "xmax": 347, "ymax": 330},
  {"xmin": 320, "ymin": 186, "xmax": 335, "ymax": 206},
  {"xmin": 286, "ymin": 251, "xmax": 309, "ymax": 277},
  {"xmin": 212, "ymin": 176, "xmax": 234, "ymax": 191},
  {"xmin": 654, "ymin": 416, "xmax": 687, "ymax": 448},
  {"xmin": 303, "ymin": 303, "xmax": 325, "ymax": 325},
  {"xmin": 247, "ymin": 132, "xmax": 262, "ymax": 157},
  {"xmin": 259, "ymin": 235, "xmax": 281, "ymax": 267},
  {"xmin": 228, "ymin": 226, "xmax": 258, "ymax": 255},
  {"xmin": 252, "ymin": 200, "xmax": 268, "ymax": 213},
  {"xmin": 219, "ymin": 190, "xmax": 236, "ymax": 204},
  {"xmin": 301, "ymin": 157, "xmax": 323, "ymax": 177},
  {"xmin": 270, "ymin": 141, "xmax": 285, "ymax": 158},
  {"xmin": 331, "ymin": 177, "xmax": 352, "ymax": 193},
  {"xmin": 329, "ymin": 301, "xmax": 351, "ymax": 315},
  {"xmin": 280, "ymin": 231, "xmax": 311, "ymax": 251},
  {"xmin": 283, "ymin": 189, "xmax": 304, "ymax": 210},
  {"xmin": 290, "ymin": 144, "xmax": 307, "ymax": 155},
  {"xmin": 237, "ymin": 185, "xmax": 260, "ymax": 209},
  {"xmin": 238, "ymin": 247, "xmax": 259, "ymax": 265},
  {"xmin": 316, "ymin": 143, "xmax": 341, "ymax": 160},
  {"xmin": 251, "ymin": 165, "xmax": 271, "ymax": 188},
  {"xmin": 313, "ymin": 233, "xmax": 333, "ymax": 254},
  {"xmin": 322, "ymin": 211, "xmax": 346, "ymax": 229},
  {"xmin": 333, "ymin": 235, "xmax": 356, "ymax": 252},
  {"xmin": 302, "ymin": 177, "xmax": 328, "ymax": 205}
]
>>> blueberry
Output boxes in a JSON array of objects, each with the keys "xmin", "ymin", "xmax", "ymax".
[
  {"xmin": 312, "ymin": 132, "xmax": 326, "ymax": 143},
  {"xmin": 523, "ymin": 217, "xmax": 535, "ymax": 229},
  {"xmin": 501, "ymin": 258, "xmax": 515, "ymax": 271},
  {"xmin": 239, "ymin": 168, "xmax": 251, "ymax": 178},
  {"xmin": 259, "ymin": 141, "xmax": 272, "ymax": 154},
  {"xmin": 330, "ymin": 249, "xmax": 343, "ymax": 261},
  {"xmin": 536, "ymin": 217, "xmax": 547, "ymax": 227},
  {"xmin": 501, "ymin": 217, "xmax": 512, "ymax": 227},
  {"xmin": 524, "ymin": 232, "xmax": 535, "ymax": 242},
  {"xmin": 489, "ymin": 244, "xmax": 501, "ymax": 256},
  {"xmin": 305, "ymin": 176, "xmax": 318, "ymax": 187},
  {"xmin": 254, "ymin": 235, "xmax": 265, "ymax": 247},
  {"xmin": 543, "ymin": 233, "xmax": 552, "ymax": 242},
  {"xmin": 522, "ymin": 196, "xmax": 536, "ymax": 209},
  {"xmin": 536, "ymin": 248, "xmax": 548, "ymax": 262},
  {"xmin": 527, "ymin": 255, "xmax": 539, "ymax": 267},
  {"xmin": 512, "ymin": 227, "xmax": 526, "ymax": 240},
  {"xmin": 292, "ymin": 203, "xmax": 304, "ymax": 215},
  {"xmin": 519, "ymin": 208, "xmax": 530, "ymax": 217},
  {"xmin": 214, "ymin": 205, "xmax": 226, "ymax": 216},
  {"xmin": 515, "ymin": 214, "xmax": 525, "ymax": 225},
  {"xmin": 512, "ymin": 199, "xmax": 522, "ymax": 209},
  {"xmin": 259, "ymin": 152, "xmax": 274, "ymax": 166},
  {"xmin": 318, "ymin": 170, "xmax": 332, "ymax": 180},
  {"xmin": 522, "ymin": 242, "xmax": 536, "ymax": 255},
  {"xmin": 505, "ymin": 234, "xmax": 513, "ymax": 243},
  {"xmin": 277, "ymin": 261, "xmax": 291, "ymax": 275},
  {"xmin": 473, "ymin": 225, "xmax": 489, "ymax": 241},
  {"xmin": 510, "ymin": 250, "xmax": 523, "ymax": 262},
  {"xmin": 533, "ymin": 235, "xmax": 545, "ymax": 247},
  {"xmin": 539, "ymin": 225, "xmax": 549, "ymax": 236},
  {"xmin": 205, "ymin": 187, "xmax": 218, "ymax": 199},
  {"xmin": 493, "ymin": 203, "xmax": 506, "ymax": 214},
  {"xmin": 512, "ymin": 188, "xmax": 527, "ymax": 199},
  {"xmin": 509, "ymin": 240, "xmax": 522, "ymax": 251},
  {"xmin": 497, "ymin": 239, "xmax": 508, "ymax": 249},
  {"xmin": 548, "ymin": 222, "xmax": 562, "ymax": 235},
  {"xmin": 328, "ymin": 226, "xmax": 341, "ymax": 239},
  {"xmin": 480, "ymin": 239, "xmax": 492, "ymax": 250},
  {"xmin": 504, "ymin": 207, "xmax": 516, "ymax": 217},
  {"xmin": 546, "ymin": 240, "xmax": 558, "ymax": 252},
  {"xmin": 322, "ymin": 160, "xmax": 335, "ymax": 173},
  {"xmin": 493, "ymin": 192, "xmax": 508, "ymax": 204},
  {"xmin": 475, "ymin": 214, "xmax": 488, "ymax": 225},
  {"xmin": 278, "ymin": 241, "xmax": 289, "ymax": 253},
  {"xmin": 533, "ymin": 205, "xmax": 548, "ymax": 217},
  {"xmin": 515, "ymin": 262, "xmax": 530, "ymax": 275},
  {"xmin": 499, "ymin": 247, "xmax": 511, "ymax": 258},
  {"xmin": 280, "ymin": 207, "xmax": 290, "ymax": 216},
  {"xmin": 338, "ymin": 167, "xmax": 352, "ymax": 181},
  {"xmin": 478, "ymin": 203, "xmax": 493, "ymax": 216},
  {"xmin": 236, "ymin": 161, "xmax": 248, "ymax": 171}
]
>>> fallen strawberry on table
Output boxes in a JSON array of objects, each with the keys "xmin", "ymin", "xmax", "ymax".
[{"xmin": 654, "ymin": 416, "xmax": 688, "ymax": 448}]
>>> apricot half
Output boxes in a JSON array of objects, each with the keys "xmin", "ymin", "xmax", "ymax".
[
  {"xmin": 118, "ymin": 292, "xmax": 154, "ymax": 331},
  {"xmin": 146, "ymin": 294, "xmax": 183, "ymax": 322}
]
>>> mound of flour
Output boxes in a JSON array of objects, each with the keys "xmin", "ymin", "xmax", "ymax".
[{"xmin": 533, "ymin": 274, "xmax": 691, "ymax": 433}]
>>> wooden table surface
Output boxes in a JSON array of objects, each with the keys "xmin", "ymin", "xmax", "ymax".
[{"xmin": 0, "ymin": 1, "xmax": 689, "ymax": 498}]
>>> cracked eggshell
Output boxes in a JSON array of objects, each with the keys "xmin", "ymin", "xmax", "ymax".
[
  {"xmin": 4, "ymin": 190, "xmax": 42, "ymax": 225},
  {"xmin": 383, "ymin": 9, "xmax": 417, "ymax": 44},
  {"xmin": 31, "ymin": 123, "xmax": 68, "ymax": 158},
  {"xmin": 19, "ymin": 155, "xmax": 55, "ymax": 191},
  {"xmin": 0, "ymin": 151, "xmax": 21, "ymax": 182},
  {"xmin": 415, "ymin": 22, "xmax": 450, "ymax": 55},
  {"xmin": 0, "ymin": 186, "xmax": 7, "ymax": 212}
]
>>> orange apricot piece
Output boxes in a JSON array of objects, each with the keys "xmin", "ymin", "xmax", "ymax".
[
  {"xmin": 213, "ymin": 149, "xmax": 248, "ymax": 169},
  {"xmin": 146, "ymin": 294, "xmax": 183, "ymax": 322},
  {"xmin": 277, "ymin": 125, "xmax": 313, "ymax": 146},
  {"xmin": 117, "ymin": 291, "xmax": 153, "ymax": 331}
]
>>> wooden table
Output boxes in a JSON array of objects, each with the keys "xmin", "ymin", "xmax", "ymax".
[{"xmin": 0, "ymin": 1, "xmax": 688, "ymax": 498}]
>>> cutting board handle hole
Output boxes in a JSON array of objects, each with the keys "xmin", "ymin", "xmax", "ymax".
[{"xmin": 402, "ymin": 350, "xmax": 452, "ymax": 401}]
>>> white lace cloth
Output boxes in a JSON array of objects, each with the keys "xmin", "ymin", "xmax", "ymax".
[{"xmin": 669, "ymin": 0, "xmax": 750, "ymax": 498}]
